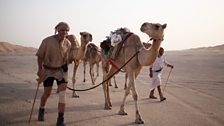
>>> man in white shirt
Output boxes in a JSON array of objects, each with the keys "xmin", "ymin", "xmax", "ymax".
[{"xmin": 149, "ymin": 47, "xmax": 173, "ymax": 101}]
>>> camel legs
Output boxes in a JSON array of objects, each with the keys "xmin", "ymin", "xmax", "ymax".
[
  {"xmin": 118, "ymin": 70, "xmax": 144, "ymax": 124},
  {"xmin": 118, "ymin": 71, "xmax": 133, "ymax": 115},
  {"xmin": 102, "ymin": 74, "xmax": 110, "ymax": 109},
  {"xmin": 133, "ymin": 69, "xmax": 144, "ymax": 124},
  {"xmin": 113, "ymin": 76, "xmax": 118, "ymax": 88},
  {"xmin": 89, "ymin": 63, "xmax": 95, "ymax": 85},
  {"xmin": 102, "ymin": 61, "xmax": 112, "ymax": 87},
  {"xmin": 102, "ymin": 67, "xmax": 117, "ymax": 110},
  {"xmin": 94, "ymin": 62, "xmax": 100, "ymax": 81},
  {"xmin": 124, "ymin": 73, "xmax": 128, "ymax": 89},
  {"xmin": 82, "ymin": 60, "xmax": 87, "ymax": 82},
  {"xmin": 72, "ymin": 60, "xmax": 79, "ymax": 98}
]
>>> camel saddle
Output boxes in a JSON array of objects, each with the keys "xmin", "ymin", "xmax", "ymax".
[{"xmin": 110, "ymin": 32, "xmax": 133, "ymax": 60}]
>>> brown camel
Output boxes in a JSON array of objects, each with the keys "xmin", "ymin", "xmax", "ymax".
[
  {"xmin": 67, "ymin": 32, "xmax": 92, "ymax": 98},
  {"xmin": 82, "ymin": 43, "xmax": 101, "ymax": 85},
  {"xmin": 102, "ymin": 23, "xmax": 167, "ymax": 124}
]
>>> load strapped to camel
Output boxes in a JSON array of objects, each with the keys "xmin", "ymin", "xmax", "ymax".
[{"xmin": 100, "ymin": 27, "xmax": 133, "ymax": 60}]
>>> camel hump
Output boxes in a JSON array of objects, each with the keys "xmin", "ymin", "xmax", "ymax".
[{"xmin": 88, "ymin": 43, "xmax": 98, "ymax": 50}]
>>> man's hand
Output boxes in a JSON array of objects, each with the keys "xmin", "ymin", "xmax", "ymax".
[{"xmin": 37, "ymin": 68, "xmax": 45, "ymax": 83}]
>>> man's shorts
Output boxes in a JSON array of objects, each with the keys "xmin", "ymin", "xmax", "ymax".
[{"xmin": 43, "ymin": 77, "xmax": 67, "ymax": 87}]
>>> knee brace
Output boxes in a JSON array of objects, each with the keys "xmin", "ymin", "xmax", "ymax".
[{"xmin": 58, "ymin": 91, "xmax": 66, "ymax": 103}]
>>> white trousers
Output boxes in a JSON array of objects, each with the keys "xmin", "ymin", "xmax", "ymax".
[{"xmin": 149, "ymin": 72, "xmax": 161, "ymax": 91}]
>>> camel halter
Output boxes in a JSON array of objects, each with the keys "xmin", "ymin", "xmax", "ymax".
[{"xmin": 66, "ymin": 50, "xmax": 140, "ymax": 92}]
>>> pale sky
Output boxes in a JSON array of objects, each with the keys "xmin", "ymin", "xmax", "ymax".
[{"xmin": 0, "ymin": 0, "xmax": 223, "ymax": 50}]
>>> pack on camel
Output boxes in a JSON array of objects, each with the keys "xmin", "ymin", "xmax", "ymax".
[
  {"xmin": 101, "ymin": 22, "xmax": 167, "ymax": 124},
  {"xmin": 82, "ymin": 43, "xmax": 101, "ymax": 85},
  {"xmin": 100, "ymin": 29, "xmax": 149, "ymax": 90},
  {"xmin": 67, "ymin": 32, "xmax": 92, "ymax": 98}
]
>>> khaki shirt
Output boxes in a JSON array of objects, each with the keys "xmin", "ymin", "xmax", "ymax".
[{"xmin": 36, "ymin": 35, "xmax": 71, "ymax": 81}]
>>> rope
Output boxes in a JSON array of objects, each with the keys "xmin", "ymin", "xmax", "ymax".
[{"xmin": 67, "ymin": 50, "xmax": 140, "ymax": 92}]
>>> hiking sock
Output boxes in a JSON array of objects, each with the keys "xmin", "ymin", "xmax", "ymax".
[{"xmin": 38, "ymin": 108, "xmax": 45, "ymax": 121}]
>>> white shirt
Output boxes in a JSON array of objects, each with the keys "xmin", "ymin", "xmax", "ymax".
[{"xmin": 151, "ymin": 55, "xmax": 168, "ymax": 72}]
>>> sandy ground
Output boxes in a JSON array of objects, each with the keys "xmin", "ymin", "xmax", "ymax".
[{"xmin": 0, "ymin": 49, "xmax": 224, "ymax": 126}]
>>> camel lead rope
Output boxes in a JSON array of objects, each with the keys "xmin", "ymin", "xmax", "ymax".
[
  {"xmin": 67, "ymin": 50, "xmax": 140, "ymax": 92},
  {"xmin": 28, "ymin": 79, "xmax": 41, "ymax": 124},
  {"xmin": 163, "ymin": 68, "xmax": 172, "ymax": 93}
]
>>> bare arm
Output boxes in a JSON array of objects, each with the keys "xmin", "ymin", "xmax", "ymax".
[
  {"xmin": 164, "ymin": 57, "xmax": 174, "ymax": 69},
  {"xmin": 37, "ymin": 56, "xmax": 43, "ymax": 70},
  {"xmin": 37, "ymin": 56, "xmax": 45, "ymax": 80}
]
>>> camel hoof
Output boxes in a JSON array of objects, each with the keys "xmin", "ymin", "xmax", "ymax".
[
  {"xmin": 118, "ymin": 110, "xmax": 128, "ymax": 115},
  {"xmin": 135, "ymin": 118, "xmax": 144, "ymax": 124},
  {"xmin": 115, "ymin": 86, "xmax": 118, "ymax": 88}
]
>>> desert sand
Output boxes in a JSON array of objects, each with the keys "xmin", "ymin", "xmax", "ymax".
[{"xmin": 0, "ymin": 42, "xmax": 224, "ymax": 126}]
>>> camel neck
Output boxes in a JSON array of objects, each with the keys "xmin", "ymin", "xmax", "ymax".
[{"xmin": 151, "ymin": 39, "xmax": 162, "ymax": 52}]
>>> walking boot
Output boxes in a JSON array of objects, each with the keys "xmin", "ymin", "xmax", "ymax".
[
  {"xmin": 56, "ymin": 113, "xmax": 65, "ymax": 126},
  {"xmin": 38, "ymin": 108, "xmax": 45, "ymax": 121}
]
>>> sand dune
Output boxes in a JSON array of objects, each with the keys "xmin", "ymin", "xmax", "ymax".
[
  {"xmin": 0, "ymin": 42, "xmax": 37, "ymax": 53},
  {"xmin": 185, "ymin": 44, "xmax": 224, "ymax": 52}
]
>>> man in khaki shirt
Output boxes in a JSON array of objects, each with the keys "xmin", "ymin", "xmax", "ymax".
[{"xmin": 36, "ymin": 22, "xmax": 71, "ymax": 126}]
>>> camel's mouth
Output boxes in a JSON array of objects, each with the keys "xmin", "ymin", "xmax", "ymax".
[
  {"xmin": 140, "ymin": 25, "xmax": 146, "ymax": 32},
  {"xmin": 140, "ymin": 22, "xmax": 150, "ymax": 33}
]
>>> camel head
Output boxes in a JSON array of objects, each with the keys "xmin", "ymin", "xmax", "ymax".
[
  {"xmin": 67, "ymin": 34, "xmax": 80, "ymax": 48},
  {"xmin": 140, "ymin": 23, "xmax": 167, "ymax": 40},
  {"xmin": 80, "ymin": 32, "xmax": 92, "ymax": 46}
]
